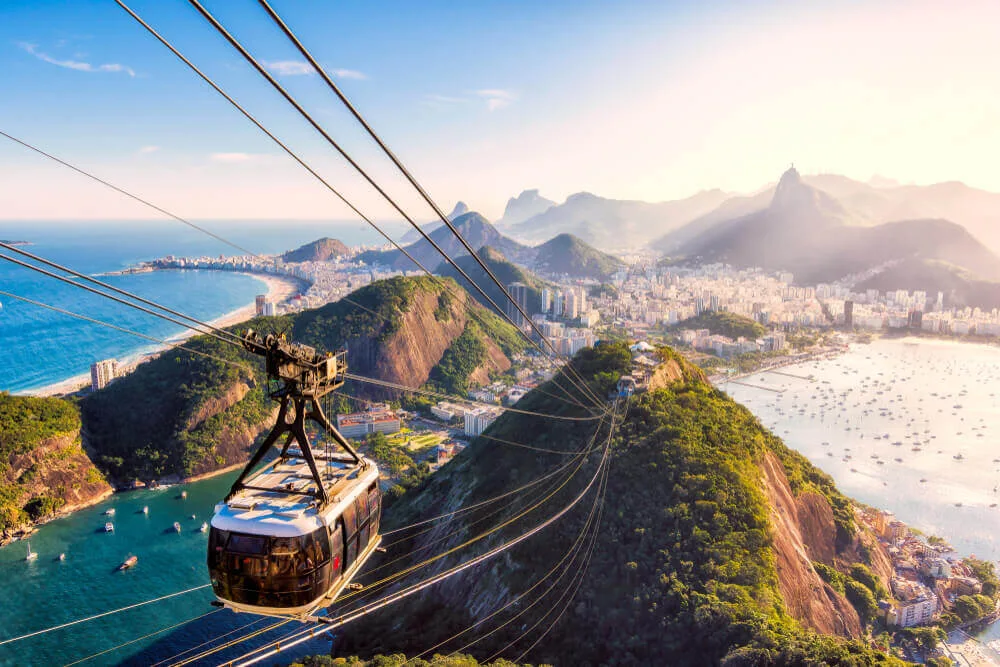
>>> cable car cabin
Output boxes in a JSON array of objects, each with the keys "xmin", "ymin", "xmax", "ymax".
[
  {"xmin": 208, "ymin": 450, "xmax": 381, "ymax": 619},
  {"xmin": 617, "ymin": 375, "xmax": 636, "ymax": 398}
]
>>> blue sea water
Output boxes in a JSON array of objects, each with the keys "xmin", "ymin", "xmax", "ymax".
[{"xmin": 0, "ymin": 219, "xmax": 405, "ymax": 393}]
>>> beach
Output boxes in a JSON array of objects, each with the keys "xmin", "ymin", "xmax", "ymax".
[{"xmin": 24, "ymin": 272, "xmax": 303, "ymax": 398}]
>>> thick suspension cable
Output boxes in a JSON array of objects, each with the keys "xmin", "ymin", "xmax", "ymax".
[
  {"xmin": 115, "ymin": 0, "xmax": 603, "ymax": 412},
  {"xmin": 0, "ymin": 290, "xmax": 252, "ymax": 372},
  {"xmin": 0, "ymin": 245, "xmax": 244, "ymax": 347},
  {"xmin": 0, "ymin": 584, "xmax": 210, "ymax": 647},
  {"xmin": 183, "ymin": 0, "xmax": 607, "ymax": 411},
  {"xmin": 0, "ymin": 130, "xmax": 258, "ymax": 258},
  {"xmin": 256, "ymin": 0, "xmax": 597, "ymax": 402}
]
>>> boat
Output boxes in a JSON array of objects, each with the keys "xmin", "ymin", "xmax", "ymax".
[
  {"xmin": 143, "ymin": 506, "xmax": 149, "ymax": 515},
  {"xmin": 118, "ymin": 555, "xmax": 138, "ymax": 571},
  {"xmin": 190, "ymin": 514, "xmax": 196, "ymax": 520},
  {"xmin": 104, "ymin": 508, "xmax": 116, "ymax": 516},
  {"xmin": 173, "ymin": 522, "xmax": 181, "ymax": 533},
  {"xmin": 25, "ymin": 543, "xmax": 37, "ymax": 561},
  {"xmin": 954, "ymin": 454, "xmax": 965, "ymax": 460},
  {"xmin": 181, "ymin": 491, "xmax": 187, "ymax": 499},
  {"xmin": 200, "ymin": 522, "xmax": 208, "ymax": 533},
  {"xmin": 58, "ymin": 553, "xmax": 66, "ymax": 561},
  {"xmin": 920, "ymin": 478, "xmax": 928, "ymax": 483},
  {"xmin": 105, "ymin": 522, "xmax": 114, "ymax": 533}
]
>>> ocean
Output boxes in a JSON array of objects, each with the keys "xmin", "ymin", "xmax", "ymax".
[{"xmin": 0, "ymin": 219, "xmax": 406, "ymax": 393}]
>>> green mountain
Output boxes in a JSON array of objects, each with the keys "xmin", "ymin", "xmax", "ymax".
[
  {"xmin": 333, "ymin": 343, "xmax": 902, "ymax": 665},
  {"xmin": 81, "ymin": 276, "xmax": 525, "ymax": 482},
  {"xmin": 529, "ymin": 232, "xmax": 624, "ymax": 280},
  {"xmin": 358, "ymin": 212, "xmax": 528, "ymax": 271},
  {"xmin": 676, "ymin": 310, "xmax": 767, "ymax": 339},
  {"xmin": 0, "ymin": 393, "xmax": 111, "ymax": 537},
  {"xmin": 282, "ymin": 237, "xmax": 351, "ymax": 263},
  {"xmin": 436, "ymin": 246, "xmax": 551, "ymax": 317}
]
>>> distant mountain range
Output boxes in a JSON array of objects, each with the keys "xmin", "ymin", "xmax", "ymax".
[
  {"xmin": 360, "ymin": 212, "xmax": 622, "ymax": 281},
  {"xmin": 437, "ymin": 246, "xmax": 551, "ymax": 315},
  {"xmin": 658, "ymin": 167, "xmax": 1000, "ymax": 305},
  {"xmin": 497, "ymin": 189, "xmax": 730, "ymax": 249}
]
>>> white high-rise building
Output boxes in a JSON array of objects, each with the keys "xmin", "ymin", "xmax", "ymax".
[{"xmin": 90, "ymin": 359, "xmax": 119, "ymax": 391}]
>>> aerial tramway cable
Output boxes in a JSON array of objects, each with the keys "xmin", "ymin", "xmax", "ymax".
[
  {"xmin": 255, "ymin": 0, "xmax": 606, "ymax": 407},
  {"xmin": 114, "ymin": 0, "xmax": 605, "ymax": 412}
]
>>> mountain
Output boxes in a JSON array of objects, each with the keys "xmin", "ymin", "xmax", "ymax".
[
  {"xmin": 333, "ymin": 343, "xmax": 901, "ymax": 665},
  {"xmin": 664, "ymin": 167, "xmax": 1000, "ymax": 288},
  {"xmin": 81, "ymin": 276, "xmax": 525, "ymax": 482},
  {"xmin": 497, "ymin": 189, "xmax": 556, "ymax": 227},
  {"xmin": 656, "ymin": 173, "xmax": 1000, "ymax": 257},
  {"xmin": 437, "ymin": 246, "xmax": 552, "ymax": 316},
  {"xmin": 449, "ymin": 201, "xmax": 470, "ymax": 220},
  {"xmin": 857, "ymin": 258, "xmax": 1000, "ymax": 310},
  {"xmin": 359, "ymin": 212, "xmax": 528, "ymax": 271},
  {"xmin": 505, "ymin": 189, "xmax": 730, "ymax": 249},
  {"xmin": 529, "ymin": 232, "xmax": 625, "ymax": 280},
  {"xmin": 281, "ymin": 237, "xmax": 350, "ymax": 263},
  {"xmin": 0, "ymin": 393, "xmax": 111, "ymax": 540}
]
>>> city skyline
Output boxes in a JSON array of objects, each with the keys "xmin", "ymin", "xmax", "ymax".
[{"xmin": 3, "ymin": 0, "xmax": 1000, "ymax": 221}]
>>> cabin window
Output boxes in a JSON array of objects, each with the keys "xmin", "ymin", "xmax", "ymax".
[
  {"xmin": 357, "ymin": 490, "xmax": 370, "ymax": 524},
  {"xmin": 313, "ymin": 527, "xmax": 331, "ymax": 562},
  {"xmin": 228, "ymin": 533, "xmax": 268, "ymax": 555},
  {"xmin": 343, "ymin": 502, "xmax": 357, "ymax": 537},
  {"xmin": 329, "ymin": 521, "xmax": 344, "ymax": 579}
]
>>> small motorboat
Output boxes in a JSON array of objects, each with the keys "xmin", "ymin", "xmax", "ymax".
[
  {"xmin": 105, "ymin": 522, "xmax": 114, "ymax": 533},
  {"xmin": 58, "ymin": 553, "xmax": 66, "ymax": 561},
  {"xmin": 190, "ymin": 514, "xmax": 196, "ymax": 520},
  {"xmin": 181, "ymin": 491, "xmax": 188, "ymax": 499},
  {"xmin": 142, "ymin": 506, "xmax": 149, "ymax": 515},
  {"xmin": 118, "ymin": 555, "xmax": 138, "ymax": 571},
  {"xmin": 104, "ymin": 508, "xmax": 116, "ymax": 516},
  {"xmin": 25, "ymin": 543, "xmax": 37, "ymax": 561},
  {"xmin": 173, "ymin": 522, "xmax": 181, "ymax": 533},
  {"xmin": 200, "ymin": 522, "xmax": 208, "ymax": 533}
]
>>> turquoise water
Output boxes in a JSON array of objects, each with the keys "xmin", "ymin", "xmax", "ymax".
[{"xmin": 0, "ymin": 471, "xmax": 333, "ymax": 665}]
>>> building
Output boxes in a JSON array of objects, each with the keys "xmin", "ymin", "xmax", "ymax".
[
  {"xmin": 844, "ymin": 300, "xmax": 854, "ymax": 328},
  {"xmin": 255, "ymin": 294, "xmax": 268, "ymax": 316},
  {"xmin": 507, "ymin": 282, "xmax": 530, "ymax": 327},
  {"xmin": 540, "ymin": 288, "xmax": 553, "ymax": 313},
  {"xmin": 261, "ymin": 302, "xmax": 276, "ymax": 317},
  {"xmin": 890, "ymin": 595, "xmax": 937, "ymax": 628},
  {"xmin": 90, "ymin": 359, "xmax": 119, "ymax": 391},
  {"xmin": 336, "ymin": 405, "xmax": 401, "ymax": 440},
  {"xmin": 431, "ymin": 401, "xmax": 469, "ymax": 421},
  {"xmin": 464, "ymin": 407, "xmax": 502, "ymax": 437}
]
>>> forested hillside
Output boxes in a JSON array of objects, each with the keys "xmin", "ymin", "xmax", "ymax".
[{"xmin": 333, "ymin": 343, "xmax": 901, "ymax": 665}]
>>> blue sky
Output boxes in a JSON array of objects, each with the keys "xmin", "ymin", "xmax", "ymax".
[{"xmin": 2, "ymin": 0, "xmax": 999, "ymax": 221}]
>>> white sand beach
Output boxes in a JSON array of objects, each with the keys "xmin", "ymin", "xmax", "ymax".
[{"xmin": 24, "ymin": 272, "xmax": 304, "ymax": 397}]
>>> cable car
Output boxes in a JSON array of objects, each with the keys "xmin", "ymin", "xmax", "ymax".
[
  {"xmin": 208, "ymin": 331, "xmax": 382, "ymax": 619},
  {"xmin": 617, "ymin": 375, "xmax": 636, "ymax": 398}
]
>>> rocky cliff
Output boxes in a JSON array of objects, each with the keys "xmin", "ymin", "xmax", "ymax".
[{"xmin": 0, "ymin": 394, "xmax": 112, "ymax": 541}]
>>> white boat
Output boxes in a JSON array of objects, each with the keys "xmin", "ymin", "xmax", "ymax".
[
  {"xmin": 200, "ymin": 522, "xmax": 208, "ymax": 533},
  {"xmin": 58, "ymin": 553, "xmax": 66, "ymax": 561},
  {"xmin": 25, "ymin": 543, "xmax": 37, "ymax": 561},
  {"xmin": 104, "ymin": 508, "xmax": 116, "ymax": 516},
  {"xmin": 105, "ymin": 522, "xmax": 114, "ymax": 533},
  {"xmin": 181, "ymin": 491, "xmax": 188, "ymax": 499},
  {"xmin": 142, "ymin": 506, "xmax": 149, "ymax": 515},
  {"xmin": 173, "ymin": 522, "xmax": 181, "ymax": 533}
]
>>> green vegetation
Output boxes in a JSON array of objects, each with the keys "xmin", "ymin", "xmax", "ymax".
[
  {"xmin": 0, "ymin": 392, "xmax": 79, "ymax": 456},
  {"xmin": 953, "ymin": 594, "xmax": 995, "ymax": 624},
  {"xmin": 362, "ymin": 432, "xmax": 431, "ymax": 504},
  {"xmin": 437, "ymin": 246, "xmax": 551, "ymax": 317},
  {"xmin": 675, "ymin": 311, "xmax": 766, "ymax": 340},
  {"xmin": 427, "ymin": 322, "xmax": 487, "ymax": 395},
  {"xmin": 964, "ymin": 557, "xmax": 999, "ymax": 598},
  {"xmin": 532, "ymin": 233, "xmax": 624, "ymax": 280},
  {"xmin": 339, "ymin": 342, "xmax": 899, "ymax": 665}
]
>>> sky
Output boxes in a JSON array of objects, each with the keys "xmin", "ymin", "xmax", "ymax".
[{"xmin": 1, "ymin": 0, "xmax": 999, "ymax": 221}]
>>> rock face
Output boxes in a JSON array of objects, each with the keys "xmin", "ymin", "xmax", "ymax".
[
  {"xmin": 759, "ymin": 451, "xmax": 862, "ymax": 637},
  {"xmin": 498, "ymin": 189, "xmax": 556, "ymax": 226},
  {"xmin": 448, "ymin": 201, "xmax": 470, "ymax": 220},
  {"xmin": 0, "ymin": 395, "xmax": 112, "ymax": 540}
]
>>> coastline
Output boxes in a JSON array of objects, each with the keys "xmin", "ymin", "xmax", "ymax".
[{"xmin": 22, "ymin": 272, "xmax": 304, "ymax": 398}]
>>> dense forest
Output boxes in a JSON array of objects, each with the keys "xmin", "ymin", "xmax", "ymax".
[{"xmin": 333, "ymin": 342, "xmax": 900, "ymax": 665}]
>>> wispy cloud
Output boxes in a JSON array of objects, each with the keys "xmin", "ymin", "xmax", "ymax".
[
  {"xmin": 18, "ymin": 42, "xmax": 135, "ymax": 77},
  {"xmin": 476, "ymin": 89, "xmax": 517, "ymax": 111},
  {"xmin": 263, "ymin": 60, "xmax": 366, "ymax": 80},
  {"xmin": 137, "ymin": 145, "xmax": 160, "ymax": 154}
]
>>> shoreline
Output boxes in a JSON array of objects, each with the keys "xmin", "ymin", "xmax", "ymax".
[{"xmin": 20, "ymin": 271, "xmax": 304, "ymax": 398}]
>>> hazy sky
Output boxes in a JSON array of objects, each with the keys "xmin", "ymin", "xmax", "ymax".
[{"xmin": 1, "ymin": 0, "xmax": 998, "ymax": 221}]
